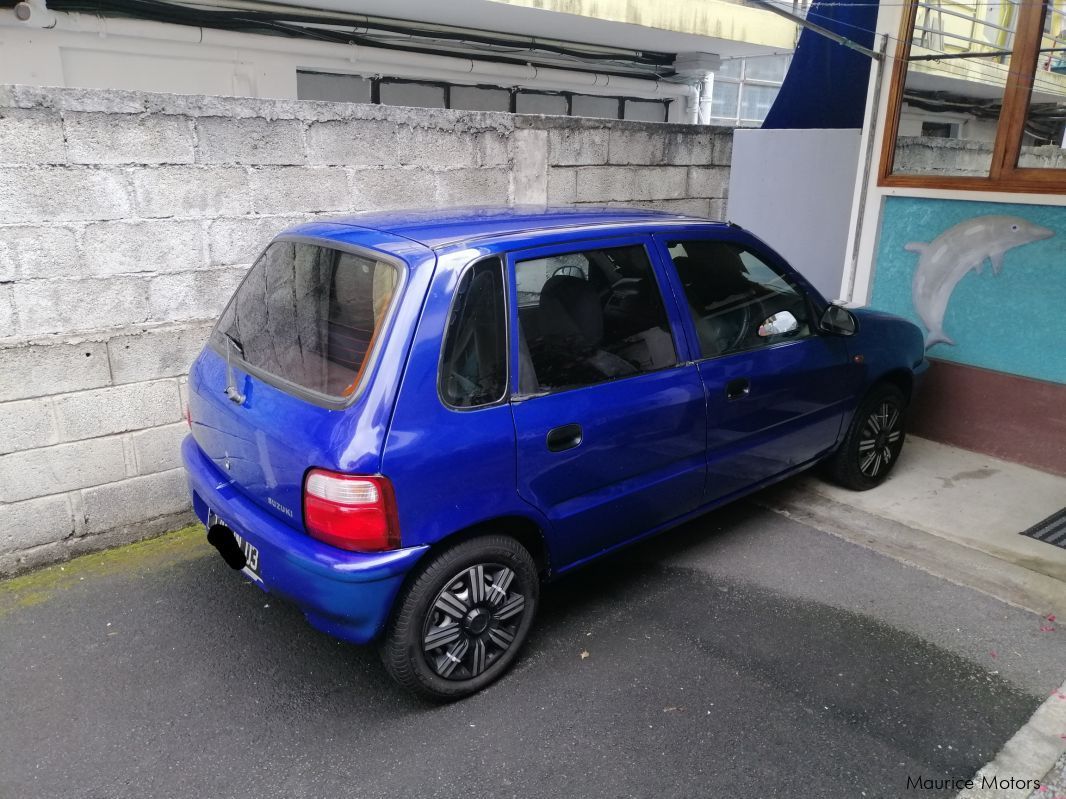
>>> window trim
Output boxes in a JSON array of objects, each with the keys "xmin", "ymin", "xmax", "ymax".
[
  {"xmin": 879, "ymin": 0, "xmax": 1066, "ymax": 193},
  {"xmin": 505, "ymin": 235, "xmax": 686, "ymax": 400},
  {"xmin": 209, "ymin": 235, "xmax": 408, "ymax": 411},
  {"xmin": 436, "ymin": 255, "xmax": 511, "ymax": 412}
]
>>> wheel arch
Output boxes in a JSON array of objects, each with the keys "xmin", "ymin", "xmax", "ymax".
[
  {"xmin": 421, "ymin": 515, "xmax": 552, "ymax": 579},
  {"xmin": 872, "ymin": 367, "xmax": 914, "ymax": 405}
]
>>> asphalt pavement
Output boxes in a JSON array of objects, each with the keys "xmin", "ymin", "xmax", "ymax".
[{"xmin": 2, "ymin": 498, "xmax": 1064, "ymax": 799}]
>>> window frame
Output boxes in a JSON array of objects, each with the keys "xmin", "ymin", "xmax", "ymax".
[
  {"xmin": 209, "ymin": 235, "xmax": 408, "ymax": 410},
  {"xmin": 504, "ymin": 234, "xmax": 687, "ymax": 400},
  {"xmin": 880, "ymin": 0, "xmax": 1066, "ymax": 193}
]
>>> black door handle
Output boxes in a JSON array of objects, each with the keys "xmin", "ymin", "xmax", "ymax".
[
  {"xmin": 726, "ymin": 377, "xmax": 751, "ymax": 400},
  {"xmin": 546, "ymin": 423, "xmax": 583, "ymax": 452}
]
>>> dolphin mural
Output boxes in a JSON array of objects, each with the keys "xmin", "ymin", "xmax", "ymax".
[{"xmin": 905, "ymin": 215, "xmax": 1055, "ymax": 349}]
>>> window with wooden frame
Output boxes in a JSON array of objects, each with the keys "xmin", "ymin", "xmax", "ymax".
[{"xmin": 881, "ymin": 0, "xmax": 1066, "ymax": 192}]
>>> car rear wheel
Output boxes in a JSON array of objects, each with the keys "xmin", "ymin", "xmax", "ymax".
[
  {"xmin": 826, "ymin": 383, "xmax": 907, "ymax": 491},
  {"xmin": 381, "ymin": 535, "xmax": 539, "ymax": 701}
]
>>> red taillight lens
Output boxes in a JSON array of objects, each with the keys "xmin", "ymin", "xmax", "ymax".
[{"xmin": 302, "ymin": 469, "xmax": 400, "ymax": 552}]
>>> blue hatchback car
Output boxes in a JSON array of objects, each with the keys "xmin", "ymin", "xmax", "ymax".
[{"xmin": 183, "ymin": 207, "xmax": 927, "ymax": 699}]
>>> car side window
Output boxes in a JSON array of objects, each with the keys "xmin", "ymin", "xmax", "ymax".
[
  {"xmin": 440, "ymin": 258, "xmax": 507, "ymax": 408},
  {"xmin": 667, "ymin": 240, "xmax": 812, "ymax": 359},
  {"xmin": 515, "ymin": 244, "xmax": 677, "ymax": 393}
]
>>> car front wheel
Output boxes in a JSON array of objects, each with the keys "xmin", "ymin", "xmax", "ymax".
[
  {"xmin": 381, "ymin": 535, "xmax": 539, "ymax": 701},
  {"xmin": 826, "ymin": 383, "xmax": 907, "ymax": 491}
]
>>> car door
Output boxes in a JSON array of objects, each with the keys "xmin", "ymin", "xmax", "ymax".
[
  {"xmin": 507, "ymin": 236, "xmax": 707, "ymax": 571},
  {"xmin": 654, "ymin": 232, "xmax": 858, "ymax": 502}
]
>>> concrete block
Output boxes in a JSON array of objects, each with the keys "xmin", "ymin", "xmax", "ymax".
[
  {"xmin": 307, "ymin": 120, "xmax": 481, "ymax": 168},
  {"xmin": 0, "ymin": 285, "xmax": 12, "ymax": 337},
  {"xmin": 0, "ymin": 167, "xmax": 132, "ymax": 223},
  {"xmin": 196, "ymin": 117, "xmax": 305, "ymax": 165},
  {"xmin": 132, "ymin": 422, "xmax": 187, "ymax": 474},
  {"xmin": 81, "ymin": 468, "xmax": 190, "ymax": 534},
  {"xmin": 0, "ymin": 494, "xmax": 74, "ymax": 554},
  {"xmin": 477, "ymin": 131, "xmax": 510, "ymax": 167},
  {"xmin": 0, "ymin": 437, "xmax": 127, "ymax": 503},
  {"xmin": 13, "ymin": 277, "xmax": 150, "ymax": 337},
  {"xmin": 0, "ymin": 341, "xmax": 111, "ymax": 402},
  {"xmin": 570, "ymin": 166, "xmax": 687, "ymax": 202},
  {"xmin": 608, "ymin": 129, "xmax": 667, "ymax": 165},
  {"xmin": 0, "ymin": 225, "xmax": 80, "ymax": 281},
  {"xmin": 53, "ymin": 380, "xmax": 181, "ymax": 442},
  {"xmin": 349, "ymin": 167, "xmax": 438, "ymax": 211},
  {"xmin": 0, "ymin": 397, "xmax": 57, "ymax": 455},
  {"xmin": 131, "ymin": 166, "xmax": 252, "ymax": 218},
  {"xmin": 82, "ymin": 219, "xmax": 205, "ymax": 276},
  {"xmin": 108, "ymin": 323, "xmax": 211, "ymax": 384},
  {"xmin": 662, "ymin": 133, "xmax": 715, "ymax": 166},
  {"xmin": 606, "ymin": 198, "xmax": 712, "ymax": 217},
  {"xmin": 148, "ymin": 268, "xmax": 247, "ymax": 322},
  {"xmin": 434, "ymin": 168, "xmax": 510, "ymax": 207},
  {"xmin": 687, "ymin": 166, "xmax": 731, "ymax": 199},
  {"xmin": 548, "ymin": 128, "xmax": 609, "ymax": 166},
  {"xmin": 712, "ymin": 133, "xmax": 733, "ymax": 167},
  {"xmin": 0, "ymin": 109, "xmax": 66, "ymax": 165},
  {"xmin": 208, "ymin": 216, "xmax": 291, "ymax": 265},
  {"xmin": 249, "ymin": 167, "xmax": 350, "ymax": 214},
  {"xmin": 546, "ymin": 167, "xmax": 576, "ymax": 204},
  {"xmin": 708, "ymin": 198, "xmax": 727, "ymax": 220},
  {"xmin": 65, "ymin": 112, "xmax": 195, "ymax": 164},
  {"xmin": 512, "ymin": 129, "xmax": 548, "ymax": 206}
]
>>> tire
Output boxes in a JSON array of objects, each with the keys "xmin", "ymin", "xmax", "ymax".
[
  {"xmin": 381, "ymin": 535, "xmax": 539, "ymax": 701},
  {"xmin": 825, "ymin": 383, "xmax": 908, "ymax": 491}
]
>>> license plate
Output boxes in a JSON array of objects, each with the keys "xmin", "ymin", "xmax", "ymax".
[{"xmin": 208, "ymin": 510, "xmax": 263, "ymax": 584}]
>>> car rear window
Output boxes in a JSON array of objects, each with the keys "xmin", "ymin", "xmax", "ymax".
[{"xmin": 212, "ymin": 240, "xmax": 400, "ymax": 402}]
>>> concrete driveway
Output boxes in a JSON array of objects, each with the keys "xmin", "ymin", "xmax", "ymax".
[{"xmin": 2, "ymin": 500, "xmax": 1064, "ymax": 799}]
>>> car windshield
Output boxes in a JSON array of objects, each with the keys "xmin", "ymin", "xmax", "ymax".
[{"xmin": 212, "ymin": 240, "xmax": 400, "ymax": 401}]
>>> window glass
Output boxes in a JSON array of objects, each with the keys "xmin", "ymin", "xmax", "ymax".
[
  {"xmin": 891, "ymin": 2, "xmax": 1017, "ymax": 177},
  {"xmin": 515, "ymin": 245, "xmax": 677, "ymax": 393},
  {"xmin": 711, "ymin": 81, "xmax": 740, "ymax": 120},
  {"xmin": 667, "ymin": 240, "xmax": 811, "ymax": 359},
  {"xmin": 213, "ymin": 242, "xmax": 399, "ymax": 401},
  {"xmin": 739, "ymin": 84, "xmax": 780, "ymax": 122},
  {"xmin": 744, "ymin": 55, "xmax": 791, "ymax": 82},
  {"xmin": 440, "ymin": 258, "xmax": 508, "ymax": 408},
  {"xmin": 1017, "ymin": 3, "xmax": 1066, "ymax": 168}
]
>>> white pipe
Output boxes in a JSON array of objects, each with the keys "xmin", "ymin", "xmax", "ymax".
[{"xmin": 29, "ymin": 11, "xmax": 691, "ymax": 101}]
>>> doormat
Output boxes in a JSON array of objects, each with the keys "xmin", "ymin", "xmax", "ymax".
[{"xmin": 1021, "ymin": 508, "xmax": 1066, "ymax": 549}]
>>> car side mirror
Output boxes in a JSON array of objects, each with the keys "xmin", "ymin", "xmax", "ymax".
[
  {"xmin": 757, "ymin": 310, "xmax": 799, "ymax": 338},
  {"xmin": 820, "ymin": 304, "xmax": 857, "ymax": 336}
]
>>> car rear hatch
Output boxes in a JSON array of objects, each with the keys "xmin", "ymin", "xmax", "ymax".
[{"xmin": 187, "ymin": 232, "xmax": 425, "ymax": 531}]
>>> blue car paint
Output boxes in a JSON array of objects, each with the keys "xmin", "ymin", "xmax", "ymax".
[{"xmin": 182, "ymin": 207, "xmax": 927, "ymax": 645}]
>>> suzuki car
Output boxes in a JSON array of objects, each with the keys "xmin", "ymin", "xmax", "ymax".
[{"xmin": 183, "ymin": 207, "xmax": 927, "ymax": 700}]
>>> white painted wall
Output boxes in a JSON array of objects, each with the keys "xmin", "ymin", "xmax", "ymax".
[{"xmin": 726, "ymin": 128, "xmax": 862, "ymax": 299}]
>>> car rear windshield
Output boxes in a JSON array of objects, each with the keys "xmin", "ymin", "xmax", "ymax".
[{"xmin": 212, "ymin": 240, "xmax": 400, "ymax": 402}]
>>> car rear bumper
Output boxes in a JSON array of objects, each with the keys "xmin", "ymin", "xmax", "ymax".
[{"xmin": 181, "ymin": 435, "xmax": 428, "ymax": 644}]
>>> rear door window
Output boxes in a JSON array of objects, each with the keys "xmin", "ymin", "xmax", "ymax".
[
  {"xmin": 514, "ymin": 244, "xmax": 677, "ymax": 393},
  {"xmin": 212, "ymin": 240, "xmax": 400, "ymax": 402}
]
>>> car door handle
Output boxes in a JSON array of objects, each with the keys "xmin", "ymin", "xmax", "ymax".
[
  {"xmin": 546, "ymin": 423, "xmax": 583, "ymax": 452},
  {"xmin": 725, "ymin": 377, "xmax": 751, "ymax": 400}
]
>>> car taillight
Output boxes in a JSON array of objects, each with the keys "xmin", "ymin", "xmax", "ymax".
[{"xmin": 302, "ymin": 469, "xmax": 400, "ymax": 552}]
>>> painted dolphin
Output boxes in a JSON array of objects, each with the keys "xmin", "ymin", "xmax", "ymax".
[{"xmin": 906, "ymin": 215, "xmax": 1054, "ymax": 349}]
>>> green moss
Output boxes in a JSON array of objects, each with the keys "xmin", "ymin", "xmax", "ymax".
[{"xmin": 0, "ymin": 525, "xmax": 210, "ymax": 617}]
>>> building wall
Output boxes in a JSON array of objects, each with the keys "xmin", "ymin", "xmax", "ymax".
[
  {"xmin": 0, "ymin": 84, "xmax": 733, "ymax": 575},
  {"xmin": 843, "ymin": 3, "xmax": 1066, "ymax": 476}
]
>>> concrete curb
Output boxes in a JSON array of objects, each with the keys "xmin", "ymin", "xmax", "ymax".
[
  {"xmin": 756, "ymin": 485, "xmax": 1066, "ymax": 619},
  {"xmin": 955, "ymin": 678, "xmax": 1066, "ymax": 798}
]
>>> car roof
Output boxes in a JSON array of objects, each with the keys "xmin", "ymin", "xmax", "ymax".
[{"xmin": 285, "ymin": 206, "xmax": 730, "ymax": 252}]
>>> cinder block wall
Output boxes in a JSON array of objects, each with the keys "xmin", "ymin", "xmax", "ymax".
[{"xmin": 0, "ymin": 84, "xmax": 732, "ymax": 575}]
